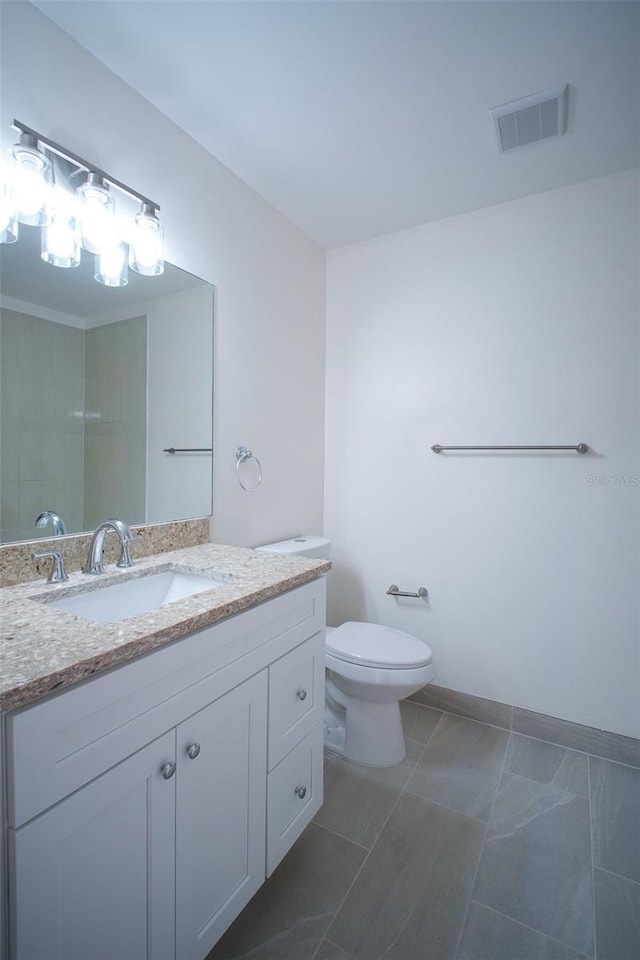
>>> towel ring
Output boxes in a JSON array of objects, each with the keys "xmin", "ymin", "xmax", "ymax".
[{"xmin": 235, "ymin": 447, "xmax": 263, "ymax": 491}]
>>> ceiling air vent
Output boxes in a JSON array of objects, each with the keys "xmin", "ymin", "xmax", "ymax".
[{"xmin": 491, "ymin": 85, "xmax": 568, "ymax": 152}]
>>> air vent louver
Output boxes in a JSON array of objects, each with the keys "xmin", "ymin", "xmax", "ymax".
[{"xmin": 491, "ymin": 85, "xmax": 568, "ymax": 152}]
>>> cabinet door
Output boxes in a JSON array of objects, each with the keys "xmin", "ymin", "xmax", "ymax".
[
  {"xmin": 175, "ymin": 672, "xmax": 267, "ymax": 960},
  {"xmin": 11, "ymin": 732, "xmax": 176, "ymax": 960}
]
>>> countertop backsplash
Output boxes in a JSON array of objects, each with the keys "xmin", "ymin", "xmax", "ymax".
[{"xmin": 0, "ymin": 517, "xmax": 210, "ymax": 588}]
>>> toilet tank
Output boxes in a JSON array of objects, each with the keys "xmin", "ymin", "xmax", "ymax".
[{"xmin": 255, "ymin": 536, "xmax": 331, "ymax": 560}]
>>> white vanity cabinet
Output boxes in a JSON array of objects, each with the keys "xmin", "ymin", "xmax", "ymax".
[
  {"xmin": 12, "ymin": 730, "xmax": 178, "ymax": 960},
  {"xmin": 4, "ymin": 577, "xmax": 326, "ymax": 960}
]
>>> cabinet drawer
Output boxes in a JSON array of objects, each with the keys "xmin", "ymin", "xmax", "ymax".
[
  {"xmin": 268, "ymin": 630, "xmax": 325, "ymax": 770},
  {"xmin": 266, "ymin": 723, "xmax": 323, "ymax": 876}
]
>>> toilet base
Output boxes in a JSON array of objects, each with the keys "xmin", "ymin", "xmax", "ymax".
[{"xmin": 323, "ymin": 687, "xmax": 407, "ymax": 767}]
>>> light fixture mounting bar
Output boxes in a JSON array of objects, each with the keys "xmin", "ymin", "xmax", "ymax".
[{"xmin": 12, "ymin": 119, "xmax": 160, "ymax": 211}]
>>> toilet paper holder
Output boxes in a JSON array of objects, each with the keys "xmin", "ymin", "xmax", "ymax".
[{"xmin": 387, "ymin": 584, "xmax": 428, "ymax": 599}]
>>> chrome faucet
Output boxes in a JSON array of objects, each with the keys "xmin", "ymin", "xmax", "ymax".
[
  {"xmin": 83, "ymin": 518, "xmax": 139, "ymax": 575},
  {"xmin": 35, "ymin": 510, "xmax": 67, "ymax": 536}
]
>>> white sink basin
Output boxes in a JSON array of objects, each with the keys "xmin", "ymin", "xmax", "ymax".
[{"xmin": 46, "ymin": 569, "xmax": 225, "ymax": 624}]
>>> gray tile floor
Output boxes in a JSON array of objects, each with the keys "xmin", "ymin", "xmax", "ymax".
[{"xmin": 208, "ymin": 701, "xmax": 640, "ymax": 960}]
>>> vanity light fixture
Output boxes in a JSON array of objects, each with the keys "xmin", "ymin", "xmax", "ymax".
[
  {"xmin": 9, "ymin": 130, "xmax": 52, "ymax": 225},
  {"xmin": 1, "ymin": 120, "xmax": 164, "ymax": 281},
  {"xmin": 40, "ymin": 186, "xmax": 81, "ymax": 269},
  {"xmin": 76, "ymin": 172, "xmax": 114, "ymax": 254},
  {"xmin": 129, "ymin": 201, "xmax": 164, "ymax": 276},
  {"xmin": 96, "ymin": 237, "xmax": 129, "ymax": 287}
]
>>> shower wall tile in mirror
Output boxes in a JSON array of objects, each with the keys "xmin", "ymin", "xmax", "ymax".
[
  {"xmin": 83, "ymin": 314, "xmax": 147, "ymax": 528},
  {"xmin": 1, "ymin": 310, "xmax": 87, "ymax": 541},
  {"xmin": 0, "ymin": 237, "xmax": 213, "ymax": 545}
]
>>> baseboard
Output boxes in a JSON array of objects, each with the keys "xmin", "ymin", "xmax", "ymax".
[{"xmin": 409, "ymin": 684, "xmax": 640, "ymax": 769}]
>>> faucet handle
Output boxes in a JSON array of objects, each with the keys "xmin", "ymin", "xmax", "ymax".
[
  {"xmin": 33, "ymin": 550, "xmax": 69, "ymax": 584},
  {"xmin": 116, "ymin": 533, "xmax": 141, "ymax": 569}
]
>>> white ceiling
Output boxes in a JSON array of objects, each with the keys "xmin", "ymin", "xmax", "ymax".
[{"xmin": 32, "ymin": 1, "xmax": 640, "ymax": 248}]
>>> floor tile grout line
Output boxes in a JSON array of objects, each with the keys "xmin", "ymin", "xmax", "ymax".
[
  {"xmin": 509, "ymin": 731, "xmax": 640, "ymax": 771},
  {"xmin": 393, "ymin": 711, "xmax": 435, "ymax": 802},
  {"xmin": 509, "ymin": 730, "xmax": 591, "ymax": 760},
  {"xmin": 593, "ymin": 863, "xmax": 640, "ymax": 886},
  {"xmin": 308, "ymin": 932, "xmax": 327, "ymax": 960},
  {"xmin": 312, "ymin": 728, "xmax": 428, "ymax": 852},
  {"xmin": 582, "ymin": 751, "xmax": 640, "ymax": 773},
  {"xmin": 510, "ymin": 731, "xmax": 640, "ymax": 772},
  {"xmin": 311, "ymin": 819, "xmax": 370, "ymax": 853},
  {"xmin": 401, "ymin": 702, "xmax": 446, "ymax": 752},
  {"xmin": 308, "ymin": 934, "xmax": 326, "ymax": 960},
  {"xmin": 425, "ymin": 709, "xmax": 447, "ymax": 742},
  {"xmin": 317, "ymin": 739, "xmax": 430, "ymax": 956},
  {"xmin": 493, "ymin": 765, "xmax": 589, "ymax": 800},
  {"xmin": 452, "ymin": 826, "xmax": 490, "ymax": 960},
  {"xmin": 408, "ymin": 699, "xmax": 513, "ymax": 735},
  {"xmin": 401, "ymin": 786, "xmax": 495, "ymax": 827},
  {"xmin": 587, "ymin": 756, "xmax": 598, "ymax": 960},
  {"xmin": 395, "ymin": 743, "xmax": 429, "ymax": 794},
  {"xmin": 316, "ymin": 936, "xmax": 348, "ymax": 959},
  {"xmin": 307, "ymin": 819, "xmax": 368, "ymax": 960},
  {"xmin": 321, "ymin": 733, "xmax": 426, "ymax": 844},
  {"xmin": 410, "ymin": 707, "xmax": 447, "ymax": 753},
  {"xmin": 368, "ymin": 738, "xmax": 427, "ymax": 847},
  {"xmin": 310, "ymin": 738, "xmax": 429, "ymax": 959},
  {"xmin": 452, "ymin": 725, "xmax": 511, "ymax": 960},
  {"xmin": 403, "ymin": 711, "xmax": 512, "ymax": 826},
  {"xmin": 464, "ymin": 900, "xmax": 593, "ymax": 960},
  {"xmin": 410, "ymin": 699, "xmax": 640, "ymax": 771},
  {"xmin": 399, "ymin": 706, "xmax": 453, "ymax": 800},
  {"xmin": 462, "ymin": 742, "xmax": 597, "ymax": 960}
]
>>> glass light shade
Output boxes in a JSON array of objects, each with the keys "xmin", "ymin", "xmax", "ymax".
[
  {"xmin": 76, "ymin": 174, "xmax": 114, "ymax": 253},
  {"xmin": 129, "ymin": 204, "xmax": 164, "ymax": 276},
  {"xmin": 41, "ymin": 208, "xmax": 81, "ymax": 268},
  {"xmin": 0, "ymin": 181, "xmax": 18, "ymax": 243},
  {"xmin": 95, "ymin": 239, "xmax": 128, "ymax": 287},
  {"xmin": 10, "ymin": 136, "xmax": 52, "ymax": 226}
]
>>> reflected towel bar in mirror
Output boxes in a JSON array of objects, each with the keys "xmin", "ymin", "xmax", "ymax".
[
  {"xmin": 431, "ymin": 443, "xmax": 589, "ymax": 454},
  {"xmin": 163, "ymin": 447, "xmax": 213, "ymax": 454}
]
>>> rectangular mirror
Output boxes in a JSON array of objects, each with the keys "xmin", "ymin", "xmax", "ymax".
[{"xmin": 0, "ymin": 224, "xmax": 213, "ymax": 545}]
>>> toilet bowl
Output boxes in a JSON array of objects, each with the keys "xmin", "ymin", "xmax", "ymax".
[
  {"xmin": 255, "ymin": 536, "xmax": 436, "ymax": 767},
  {"xmin": 325, "ymin": 622, "xmax": 435, "ymax": 765}
]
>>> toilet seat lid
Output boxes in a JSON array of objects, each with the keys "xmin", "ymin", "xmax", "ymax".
[{"xmin": 326, "ymin": 621, "xmax": 433, "ymax": 669}]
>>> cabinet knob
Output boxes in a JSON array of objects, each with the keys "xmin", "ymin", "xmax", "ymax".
[
  {"xmin": 186, "ymin": 742, "xmax": 201, "ymax": 760},
  {"xmin": 294, "ymin": 785, "xmax": 307, "ymax": 800},
  {"xmin": 160, "ymin": 761, "xmax": 176, "ymax": 780},
  {"xmin": 296, "ymin": 688, "xmax": 308, "ymax": 701}
]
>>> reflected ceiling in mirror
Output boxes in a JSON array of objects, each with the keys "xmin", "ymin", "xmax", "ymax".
[{"xmin": 0, "ymin": 224, "xmax": 213, "ymax": 545}]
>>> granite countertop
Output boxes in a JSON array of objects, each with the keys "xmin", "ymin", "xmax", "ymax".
[{"xmin": 0, "ymin": 543, "xmax": 330, "ymax": 712}]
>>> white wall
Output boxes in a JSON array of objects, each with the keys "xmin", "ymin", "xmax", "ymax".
[
  {"xmin": 1, "ymin": 1, "xmax": 326, "ymax": 547},
  {"xmin": 326, "ymin": 170, "xmax": 640, "ymax": 738}
]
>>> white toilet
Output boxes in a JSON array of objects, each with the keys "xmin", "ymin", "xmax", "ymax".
[{"xmin": 255, "ymin": 536, "xmax": 436, "ymax": 767}]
